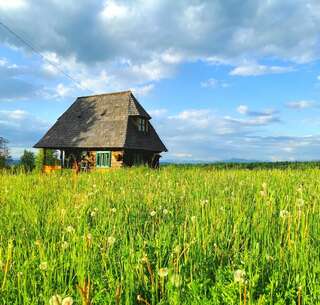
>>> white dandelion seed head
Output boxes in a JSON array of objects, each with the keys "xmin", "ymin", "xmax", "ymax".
[
  {"xmin": 111, "ymin": 208, "xmax": 117, "ymax": 213},
  {"xmin": 49, "ymin": 295, "xmax": 62, "ymax": 305},
  {"xmin": 62, "ymin": 297, "xmax": 74, "ymax": 305},
  {"xmin": 163, "ymin": 209, "xmax": 169, "ymax": 215},
  {"xmin": 65, "ymin": 226, "xmax": 75, "ymax": 233},
  {"xmin": 61, "ymin": 241, "xmax": 69, "ymax": 250},
  {"xmin": 234, "ymin": 269, "xmax": 246, "ymax": 284},
  {"xmin": 39, "ymin": 262, "xmax": 48, "ymax": 271},
  {"xmin": 150, "ymin": 210, "xmax": 156, "ymax": 217},
  {"xmin": 280, "ymin": 210, "xmax": 290, "ymax": 218},
  {"xmin": 107, "ymin": 236, "xmax": 116, "ymax": 246}
]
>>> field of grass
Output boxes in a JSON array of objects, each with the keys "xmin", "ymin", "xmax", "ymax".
[{"xmin": 0, "ymin": 166, "xmax": 320, "ymax": 304}]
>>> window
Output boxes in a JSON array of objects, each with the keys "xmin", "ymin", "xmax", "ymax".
[
  {"xmin": 96, "ymin": 151, "xmax": 111, "ymax": 168},
  {"xmin": 137, "ymin": 118, "xmax": 149, "ymax": 133}
]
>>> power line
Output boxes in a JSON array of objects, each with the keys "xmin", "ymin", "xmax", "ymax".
[{"xmin": 0, "ymin": 20, "xmax": 94, "ymax": 93}]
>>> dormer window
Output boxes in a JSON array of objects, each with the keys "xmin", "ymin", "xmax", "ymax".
[{"xmin": 137, "ymin": 117, "xmax": 149, "ymax": 133}]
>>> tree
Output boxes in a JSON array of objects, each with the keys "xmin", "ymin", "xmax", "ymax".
[
  {"xmin": 20, "ymin": 150, "xmax": 35, "ymax": 172},
  {"xmin": 0, "ymin": 137, "xmax": 11, "ymax": 169},
  {"xmin": 35, "ymin": 149, "xmax": 59, "ymax": 171}
]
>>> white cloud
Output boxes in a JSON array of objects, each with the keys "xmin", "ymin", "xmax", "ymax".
[
  {"xmin": 0, "ymin": 0, "xmax": 26, "ymax": 10},
  {"xmin": 230, "ymin": 64, "xmax": 294, "ymax": 76},
  {"xmin": 201, "ymin": 78, "xmax": 218, "ymax": 88},
  {"xmin": 317, "ymin": 75, "xmax": 320, "ymax": 81},
  {"xmin": 237, "ymin": 105, "xmax": 249, "ymax": 114},
  {"xmin": 131, "ymin": 84, "xmax": 154, "ymax": 97},
  {"xmin": 101, "ymin": 0, "xmax": 129, "ymax": 20},
  {"xmin": 286, "ymin": 100, "xmax": 316, "ymax": 109}
]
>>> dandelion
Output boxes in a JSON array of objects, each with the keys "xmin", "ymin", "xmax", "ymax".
[
  {"xmin": 150, "ymin": 210, "xmax": 156, "ymax": 217},
  {"xmin": 62, "ymin": 297, "xmax": 73, "ymax": 305},
  {"xmin": 107, "ymin": 236, "xmax": 116, "ymax": 246},
  {"xmin": 234, "ymin": 269, "xmax": 246, "ymax": 284},
  {"xmin": 39, "ymin": 262, "xmax": 48, "ymax": 271},
  {"xmin": 65, "ymin": 226, "xmax": 75, "ymax": 234},
  {"xmin": 170, "ymin": 274, "xmax": 182, "ymax": 287},
  {"xmin": 61, "ymin": 241, "xmax": 69, "ymax": 250},
  {"xmin": 280, "ymin": 210, "xmax": 290, "ymax": 218},
  {"xmin": 49, "ymin": 295, "xmax": 62, "ymax": 305},
  {"xmin": 200, "ymin": 199, "xmax": 208, "ymax": 206},
  {"xmin": 173, "ymin": 245, "xmax": 181, "ymax": 254},
  {"xmin": 49, "ymin": 295, "xmax": 73, "ymax": 305},
  {"xmin": 296, "ymin": 198, "xmax": 304, "ymax": 208},
  {"xmin": 266, "ymin": 254, "xmax": 274, "ymax": 262},
  {"xmin": 163, "ymin": 208, "xmax": 169, "ymax": 215},
  {"xmin": 34, "ymin": 239, "xmax": 41, "ymax": 247},
  {"xmin": 158, "ymin": 268, "xmax": 169, "ymax": 278}
]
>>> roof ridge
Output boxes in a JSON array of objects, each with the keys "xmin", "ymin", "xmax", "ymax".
[{"xmin": 78, "ymin": 90, "xmax": 132, "ymax": 99}]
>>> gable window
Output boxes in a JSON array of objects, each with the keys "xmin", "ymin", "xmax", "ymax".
[
  {"xmin": 137, "ymin": 117, "xmax": 149, "ymax": 133},
  {"xmin": 96, "ymin": 151, "xmax": 111, "ymax": 168}
]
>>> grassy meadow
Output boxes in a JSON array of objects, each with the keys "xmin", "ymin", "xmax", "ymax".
[{"xmin": 0, "ymin": 166, "xmax": 320, "ymax": 304}]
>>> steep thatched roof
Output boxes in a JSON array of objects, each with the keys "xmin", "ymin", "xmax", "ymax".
[{"xmin": 34, "ymin": 91, "xmax": 167, "ymax": 152}]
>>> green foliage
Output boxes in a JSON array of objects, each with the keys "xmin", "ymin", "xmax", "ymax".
[
  {"xmin": 0, "ymin": 137, "xmax": 11, "ymax": 169},
  {"xmin": 20, "ymin": 150, "xmax": 35, "ymax": 172},
  {"xmin": 0, "ymin": 167, "xmax": 319, "ymax": 304},
  {"xmin": 35, "ymin": 149, "xmax": 60, "ymax": 171}
]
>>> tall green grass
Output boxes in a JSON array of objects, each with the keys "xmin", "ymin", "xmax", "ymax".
[{"xmin": 0, "ymin": 167, "xmax": 319, "ymax": 304}]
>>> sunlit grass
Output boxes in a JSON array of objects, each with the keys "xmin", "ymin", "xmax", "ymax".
[{"xmin": 0, "ymin": 167, "xmax": 319, "ymax": 304}]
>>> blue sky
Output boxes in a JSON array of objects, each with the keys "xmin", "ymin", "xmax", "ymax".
[{"xmin": 1, "ymin": 0, "xmax": 320, "ymax": 161}]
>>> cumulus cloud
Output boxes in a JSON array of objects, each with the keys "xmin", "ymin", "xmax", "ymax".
[
  {"xmin": 150, "ymin": 108, "xmax": 320, "ymax": 162},
  {"xmin": 0, "ymin": 109, "xmax": 49, "ymax": 155},
  {"xmin": 230, "ymin": 64, "xmax": 294, "ymax": 76},
  {"xmin": 0, "ymin": 0, "xmax": 319, "ymax": 94},
  {"xmin": 200, "ymin": 78, "xmax": 229, "ymax": 88},
  {"xmin": 286, "ymin": 100, "xmax": 316, "ymax": 109}
]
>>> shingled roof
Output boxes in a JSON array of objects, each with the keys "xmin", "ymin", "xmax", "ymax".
[{"xmin": 34, "ymin": 91, "xmax": 167, "ymax": 152}]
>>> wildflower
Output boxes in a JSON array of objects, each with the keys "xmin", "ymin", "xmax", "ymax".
[
  {"xmin": 49, "ymin": 295, "xmax": 62, "ymax": 305},
  {"xmin": 173, "ymin": 245, "xmax": 181, "ymax": 254},
  {"xmin": 170, "ymin": 274, "xmax": 182, "ymax": 287},
  {"xmin": 234, "ymin": 269, "xmax": 246, "ymax": 284},
  {"xmin": 61, "ymin": 241, "xmax": 69, "ymax": 250},
  {"xmin": 266, "ymin": 254, "xmax": 274, "ymax": 262},
  {"xmin": 296, "ymin": 198, "xmax": 304, "ymax": 208},
  {"xmin": 65, "ymin": 226, "xmax": 75, "ymax": 234},
  {"xmin": 280, "ymin": 210, "xmax": 290, "ymax": 218},
  {"xmin": 34, "ymin": 239, "xmax": 41, "ymax": 247},
  {"xmin": 111, "ymin": 208, "xmax": 117, "ymax": 213},
  {"xmin": 163, "ymin": 209, "xmax": 169, "ymax": 215},
  {"xmin": 141, "ymin": 255, "xmax": 148, "ymax": 263},
  {"xmin": 49, "ymin": 295, "xmax": 73, "ymax": 305},
  {"xmin": 191, "ymin": 216, "xmax": 196, "ymax": 223},
  {"xmin": 90, "ymin": 211, "xmax": 96, "ymax": 217},
  {"xmin": 200, "ymin": 199, "xmax": 208, "ymax": 206},
  {"xmin": 260, "ymin": 190, "xmax": 267, "ymax": 197},
  {"xmin": 150, "ymin": 210, "xmax": 156, "ymax": 217},
  {"xmin": 107, "ymin": 236, "xmax": 116, "ymax": 246},
  {"xmin": 39, "ymin": 262, "xmax": 48, "ymax": 271},
  {"xmin": 158, "ymin": 268, "xmax": 169, "ymax": 278}
]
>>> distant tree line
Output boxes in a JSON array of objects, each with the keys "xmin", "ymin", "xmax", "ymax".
[{"xmin": 0, "ymin": 137, "xmax": 58, "ymax": 172}]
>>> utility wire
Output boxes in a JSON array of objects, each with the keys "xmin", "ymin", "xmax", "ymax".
[{"xmin": 0, "ymin": 20, "xmax": 94, "ymax": 93}]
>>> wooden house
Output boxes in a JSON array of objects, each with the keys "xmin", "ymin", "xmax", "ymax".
[{"xmin": 34, "ymin": 91, "xmax": 167, "ymax": 171}]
